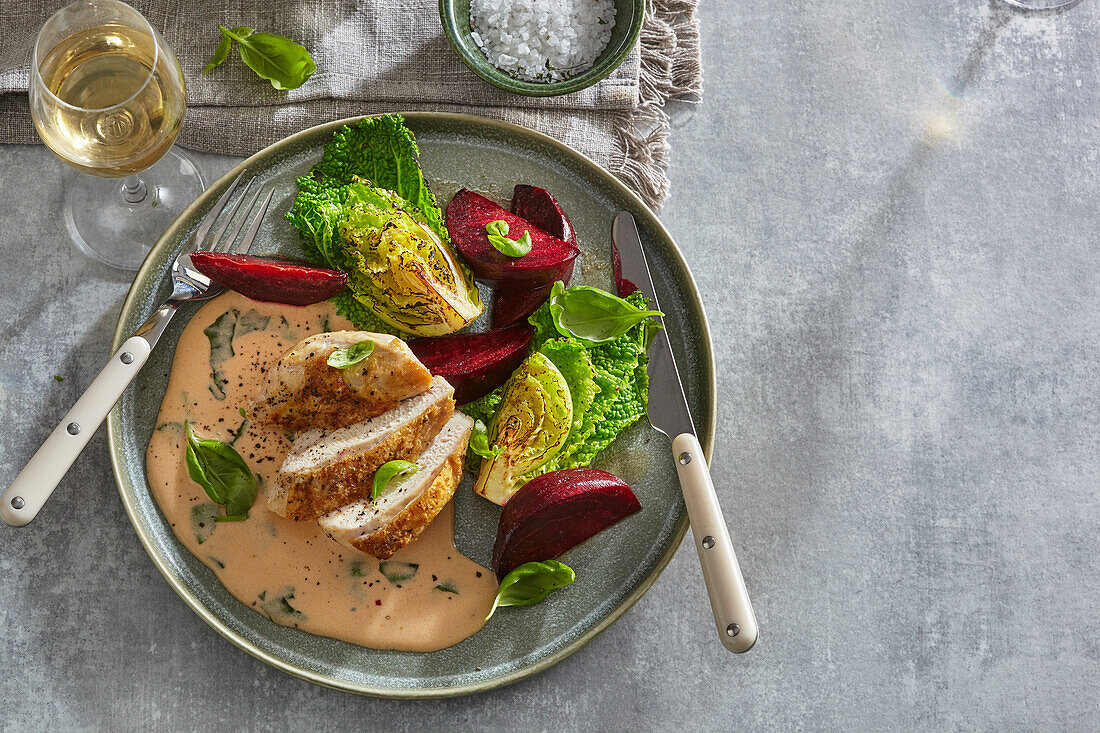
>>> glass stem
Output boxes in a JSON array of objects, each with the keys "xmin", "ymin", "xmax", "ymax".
[{"xmin": 121, "ymin": 175, "xmax": 148, "ymax": 205}]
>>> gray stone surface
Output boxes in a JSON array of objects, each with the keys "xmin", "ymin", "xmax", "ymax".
[{"xmin": 2, "ymin": 0, "xmax": 1098, "ymax": 729}]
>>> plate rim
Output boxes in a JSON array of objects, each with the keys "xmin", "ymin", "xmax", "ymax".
[{"xmin": 106, "ymin": 111, "xmax": 716, "ymax": 698}]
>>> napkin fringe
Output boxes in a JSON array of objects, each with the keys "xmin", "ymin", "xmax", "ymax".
[
  {"xmin": 613, "ymin": 107, "xmax": 672, "ymax": 205},
  {"xmin": 611, "ymin": 0, "xmax": 702, "ymax": 205}
]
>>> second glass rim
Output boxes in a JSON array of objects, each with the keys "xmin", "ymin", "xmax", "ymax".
[
  {"xmin": 999, "ymin": 0, "xmax": 1084, "ymax": 9},
  {"xmin": 31, "ymin": 0, "xmax": 162, "ymax": 114}
]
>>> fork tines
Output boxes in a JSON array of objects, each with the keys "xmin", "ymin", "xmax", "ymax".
[{"xmin": 186, "ymin": 173, "xmax": 276, "ymax": 257}]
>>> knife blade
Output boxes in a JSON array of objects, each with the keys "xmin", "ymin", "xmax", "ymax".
[{"xmin": 612, "ymin": 211, "xmax": 759, "ymax": 653}]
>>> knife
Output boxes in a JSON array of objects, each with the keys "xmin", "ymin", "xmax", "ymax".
[{"xmin": 613, "ymin": 211, "xmax": 758, "ymax": 653}]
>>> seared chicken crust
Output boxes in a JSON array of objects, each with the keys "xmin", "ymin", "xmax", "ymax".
[
  {"xmin": 268, "ymin": 377, "xmax": 455, "ymax": 520},
  {"xmin": 255, "ymin": 331, "xmax": 433, "ymax": 431},
  {"xmin": 319, "ymin": 413, "xmax": 473, "ymax": 558}
]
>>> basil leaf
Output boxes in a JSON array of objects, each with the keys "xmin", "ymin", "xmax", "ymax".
[
  {"xmin": 379, "ymin": 561, "xmax": 419, "ymax": 584},
  {"xmin": 211, "ymin": 25, "xmax": 316, "ymax": 91},
  {"xmin": 327, "ymin": 339, "xmax": 374, "ymax": 369},
  {"xmin": 184, "ymin": 422, "xmax": 258, "ymax": 520},
  {"xmin": 485, "ymin": 560, "xmax": 575, "ymax": 620},
  {"xmin": 549, "ymin": 283, "xmax": 663, "ymax": 346},
  {"xmin": 203, "ymin": 34, "xmax": 232, "ymax": 74},
  {"xmin": 469, "ymin": 419, "xmax": 503, "ymax": 459},
  {"xmin": 435, "ymin": 581, "xmax": 459, "ymax": 594},
  {"xmin": 372, "ymin": 460, "xmax": 418, "ymax": 501},
  {"xmin": 486, "ymin": 220, "xmax": 533, "ymax": 257}
]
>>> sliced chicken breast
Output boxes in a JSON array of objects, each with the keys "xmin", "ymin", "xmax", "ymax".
[
  {"xmin": 268, "ymin": 377, "xmax": 455, "ymax": 521},
  {"xmin": 319, "ymin": 412, "xmax": 473, "ymax": 559},
  {"xmin": 254, "ymin": 331, "xmax": 433, "ymax": 431}
]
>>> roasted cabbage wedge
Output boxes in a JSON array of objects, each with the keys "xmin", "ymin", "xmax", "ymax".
[
  {"xmin": 340, "ymin": 180, "xmax": 482, "ymax": 336},
  {"xmin": 474, "ymin": 351, "xmax": 572, "ymax": 505}
]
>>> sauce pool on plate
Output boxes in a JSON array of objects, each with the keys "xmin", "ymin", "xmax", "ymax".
[{"xmin": 146, "ymin": 292, "xmax": 498, "ymax": 652}]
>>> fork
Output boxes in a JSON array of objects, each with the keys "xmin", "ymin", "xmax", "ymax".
[{"xmin": 0, "ymin": 173, "xmax": 275, "ymax": 527}]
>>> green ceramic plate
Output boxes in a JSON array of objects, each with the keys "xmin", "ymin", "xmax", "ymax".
[{"xmin": 107, "ymin": 112, "xmax": 714, "ymax": 698}]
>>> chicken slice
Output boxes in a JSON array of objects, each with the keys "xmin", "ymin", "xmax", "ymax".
[
  {"xmin": 268, "ymin": 377, "xmax": 455, "ymax": 521},
  {"xmin": 254, "ymin": 331, "xmax": 433, "ymax": 431},
  {"xmin": 319, "ymin": 412, "xmax": 473, "ymax": 559}
]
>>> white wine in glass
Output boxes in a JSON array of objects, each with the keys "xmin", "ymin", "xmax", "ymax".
[{"xmin": 30, "ymin": 1, "xmax": 204, "ymax": 270}]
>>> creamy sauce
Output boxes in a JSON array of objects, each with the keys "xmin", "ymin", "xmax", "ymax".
[{"xmin": 147, "ymin": 292, "xmax": 497, "ymax": 651}]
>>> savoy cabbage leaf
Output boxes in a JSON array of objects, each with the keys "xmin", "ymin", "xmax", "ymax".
[
  {"xmin": 284, "ymin": 114, "xmax": 466, "ymax": 334},
  {"xmin": 307, "ymin": 113, "xmax": 448, "ymax": 242}
]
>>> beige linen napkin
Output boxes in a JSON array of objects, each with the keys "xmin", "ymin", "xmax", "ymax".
[{"xmin": 0, "ymin": 0, "xmax": 700, "ymax": 206}]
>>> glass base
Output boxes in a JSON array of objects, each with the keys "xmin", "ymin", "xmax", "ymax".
[
  {"xmin": 1000, "ymin": 0, "xmax": 1083, "ymax": 9},
  {"xmin": 63, "ymin": 147, "xmax": 206, "ymax": 271}
]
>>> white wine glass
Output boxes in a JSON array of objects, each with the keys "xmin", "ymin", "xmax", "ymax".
[{"xmin": 30, "ymin": 0, "xmax": 205, "ymax": 271}]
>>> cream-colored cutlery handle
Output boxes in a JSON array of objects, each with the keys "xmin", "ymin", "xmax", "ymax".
[
  {"xmin": 0, "ymin": 336, "xmax": 152, "ymax": 527},
  {"xmin": 672, "ymin": 432, "xmax": 758, "ymax": 653}
]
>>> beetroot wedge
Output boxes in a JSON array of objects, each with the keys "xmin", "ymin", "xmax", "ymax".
[
  {"xmin": 408, "ymin": 323, "xmax": 534, "ymax": 405},
  {"xmin": 510, "ymin": 184, "xmax": 578, "ymax": 247},
  {"xmin": 490, "ymin": 284, "xmax": 555, "ymax": 328},
  {"xmin": 189, "ymin": 252, "xmax": 347, "ymax": 306},
  {"xmin": 492, "ymin": 468, "xmax": 642, "ymax": 578},
  {"xmin": 446, "ymin": 189, "xmax": 579, "ymax": 287},
  {"xmin": 489, "ymin": 185, "xmax": 579, "ymax": 326}
]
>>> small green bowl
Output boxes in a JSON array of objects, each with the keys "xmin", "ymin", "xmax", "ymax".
[{"xmin": 439, "ymin": 0, "xmax": 645, "ymax": 97}]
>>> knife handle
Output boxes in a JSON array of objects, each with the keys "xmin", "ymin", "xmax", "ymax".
[
  {"xmin": 672, "ymin": 432, "xmax": 758, "ymax": 653},
  {"xmin": 0, "ymin": 336, "xmax": 151, "ymax": 527}
]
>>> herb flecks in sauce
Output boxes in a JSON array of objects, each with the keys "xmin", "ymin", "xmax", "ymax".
[
  {"xmin": 147, "ymin": 293, "xmax": 498, "ymax": 651},
  {"xmin": 190, "ymin": 503, "xmax": 221, "ymax": 544},
  {"xmin": 204, "ymin": 309, "xmax": 238, "ymax": 400},
  {"xmin": 237, "ymin": 309, "xmax": 271, "ymax": 336},
  {"xmin": 379, "ymin": 561, "xmax": 419, "ymax": 585},
  {"xmin": 259, "ymin": 586, "xmax": 307, "ymax": 623},
  {"xmin": 205, "ymin": 308, "xmax": 275, "ymax": 400},
  {"xmin": 229, "ymin": 408, "xmax": 249, "ymax": 446}
]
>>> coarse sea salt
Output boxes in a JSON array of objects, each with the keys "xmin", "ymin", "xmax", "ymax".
[{"xmin": 469, "ymin": 0, "xmax": 617, "ymax": 83}]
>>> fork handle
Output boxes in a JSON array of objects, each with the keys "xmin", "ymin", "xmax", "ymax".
[
  {"xmin": 673, "ymin": 432, "xmax": 759, "ymax": 653},
  {"xmin": 0, "ymin": 336, "xmax": 152, "ymax": 527}
]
